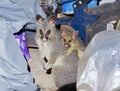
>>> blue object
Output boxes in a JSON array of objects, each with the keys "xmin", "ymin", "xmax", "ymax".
[
  {"xmin": 87, "ymin": 0, "xmax": 98, "ymax": 8},
  {"xmin": 61, "ymin": 0, "xmax": 97, "ymax": 14},
  {"xmin": 56, "ymin": 17, "xmax": 72, "ymax": 25},
  {"xmin": 71, "ymin": 3, "xmax": 98, "ymax": 44},
  {"xmin": 58, "ymin": 0, "xmax": 75, "ymax": 3},
  {"xmin": 62, "ymin": 1, "xmax": 76, "ymax": 14}
]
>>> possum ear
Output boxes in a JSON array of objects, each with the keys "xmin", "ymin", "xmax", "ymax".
[
  {"xmin": 60, "ymin": 25, "xmax": 66, "ymax": 36},
  {"xmin": 72, "ymin": 30, "xmax": 78, "ymax": 39},
  {"xmin": 36, "ymin": 15, "xmax": 44, "ymax": 23},
  {"xmin": 48, "ymin": 16, "xmax": 56, "ymax": 24}
]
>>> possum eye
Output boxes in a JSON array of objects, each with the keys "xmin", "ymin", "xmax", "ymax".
[
  {"xmin": 46, "ymin": 30, "xmax": 51, "ymax": 35},
  {"xmin": 39, "ymin": 29, "xmax": 43, "ymax": 35},
  {"xmin": 69, "ymin": 40, "xmax": 72, "ymax": 43},
  {"xmin": 63, "ymin": 38, "xmax": 66, "ymax": 42}
]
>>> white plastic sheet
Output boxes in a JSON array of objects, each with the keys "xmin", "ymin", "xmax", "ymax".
[
  {"xmin": 0, "ymin": 0, "xmax": 46, "ymax": 91},
  {"xmin": 77, "ymin": 31, "xmax": 120, "ymax": 91}
]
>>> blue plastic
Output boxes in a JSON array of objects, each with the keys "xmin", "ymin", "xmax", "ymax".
[
  {"xmin": 61, "ymin": 0, "xmax": 97, "ymax": 14},
  {"xmin": 71, "ymin": 4, "xmax": 98, "ymax": 44},
  {"xmin": 62, "ymin": 1, "xmax": 75, "ymax": 14},
  {"xmin": 87, "ymin": 0, "xmax": 98, "ymax": 8},
  {"xmin": 58, "ymin": 0, "xmax": 75, "ymax": 3}
]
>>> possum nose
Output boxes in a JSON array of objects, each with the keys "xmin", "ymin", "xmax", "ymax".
[
  {"xmin": 42, "ymin": 36, "xmax": 47, "ymax": 42},
  {"xmin": 64, "ymin": 43, "xmax": 70, "ymax": 47},
  {"xmin": 65, "ymin": 44, "xmax": 69, "ymax": 47}
]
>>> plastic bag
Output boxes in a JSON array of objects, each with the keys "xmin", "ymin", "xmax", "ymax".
[
  {"xmin": 77, "ymin": 30, "xmax": 120, "ymax": 91},
  {"xmin": 0, "ymin": 0, "xmax": 46, "ymax": 90}
]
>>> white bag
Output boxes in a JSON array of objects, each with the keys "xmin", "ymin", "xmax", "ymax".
[{"xmin": 77, "ymin": 31, "xmax": 120, "ymax": 91}]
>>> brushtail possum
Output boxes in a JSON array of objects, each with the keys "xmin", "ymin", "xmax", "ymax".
[
  {"xmin": 60, "ymin": 25, "xmax": 85, "ymax": 59},
  {"xmin": 35, "ymin": 14, "xmax": 63, "ymax": 70},
  {"xmin": 35, "ymin": 15, "xmax": 79, "ymax": 91}
]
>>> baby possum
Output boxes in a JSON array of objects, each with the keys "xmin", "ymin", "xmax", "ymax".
[{"xmin": 60, "ymin": 25, "xmax": 85, "ymax": 59}]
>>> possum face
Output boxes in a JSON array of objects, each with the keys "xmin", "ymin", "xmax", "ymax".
[
  {"xmin": 60, "ymin": 25, "xmax": 78, "ymax": 47},
  {"xmin": 36, "ymin": 15, "xmax": 56, "ymax": 42}
]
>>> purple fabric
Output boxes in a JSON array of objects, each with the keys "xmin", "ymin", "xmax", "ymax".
[{"xmin": 15, "ymin": 32, "xmax": 31, "ymax": 60}]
